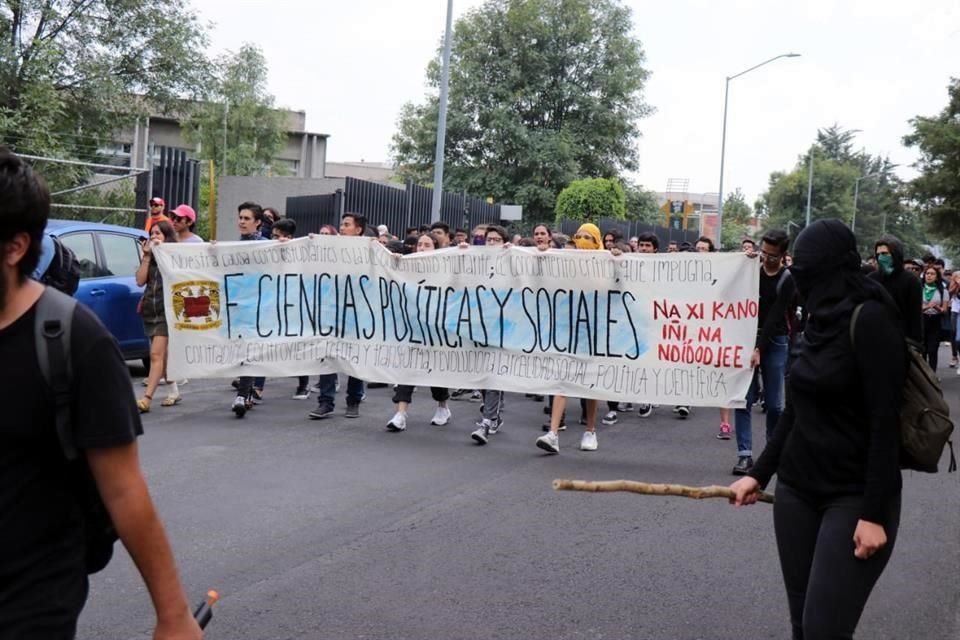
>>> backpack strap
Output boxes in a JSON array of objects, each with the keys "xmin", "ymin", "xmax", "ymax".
[{"xmin": 34, "ymin": 288, "xmax": 78, "ymax": 461}]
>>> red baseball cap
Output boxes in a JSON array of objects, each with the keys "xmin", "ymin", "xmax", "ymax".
[{"xmin": 173, "ymin": 204, "xmax": 196, "ymax": 223}]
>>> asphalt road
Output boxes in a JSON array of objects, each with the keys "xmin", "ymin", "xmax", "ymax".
[{"xmin": 78, "ymin": 361, "xmax": 960, "ymax": 640}]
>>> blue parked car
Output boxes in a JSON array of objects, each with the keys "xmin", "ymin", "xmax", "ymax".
[{"xmin": 45, "ymin": 219, "xmax": 151, "ymax": 367}]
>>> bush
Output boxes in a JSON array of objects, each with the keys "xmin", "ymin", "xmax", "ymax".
[{"xmin": 554, "ymin": 177, "xmax": 627, "ymax": 223}]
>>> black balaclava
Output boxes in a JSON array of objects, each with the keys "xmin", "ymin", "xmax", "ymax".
[{"xmin": 790, "ymin": 219, "xmax": 894, "ymax": 348}]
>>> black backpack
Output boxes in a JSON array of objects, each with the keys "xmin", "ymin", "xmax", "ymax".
[
  {"xmin": 40, "ymin": 235, "xmax": 81, "ymax": 296},
  {"xmin": 851, "ymin": 303, "xmax": 957, "ymax": 473},
  {"xmin": 35, "ymin": 288, "xmax": 118, "ymax": 574}
]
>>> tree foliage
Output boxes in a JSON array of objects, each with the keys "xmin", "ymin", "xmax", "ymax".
[
  {"xmin": 720, "ymin": 188, "xmax": 753, "ymax": 249},
  {"xmin": 723, "ymin": 188, "xmax": 752, "ymax": 224},
  {"xmin": 183, "ymin": 44, "xmax": 286, "ymax": 177},
  {"xmin": 0, "ymin": 0, "xmax": 209, "ymax": 190},
  {"xmin": 554, "ymin": 177, "xmax": 626, "ymax": 223},
  {"xmin": 903, "ymin": 78, "xmax": 960, "ymax": 237},
  {"xmin": 391, "ymin": 0, "xmax": 652, "ymax": 219},
  {"xmin": 757, "ymin": 125, "xmax": 930, "ymax": 257},
  {"xmin": 623, "ymin": 181, "xmax": 661, "ymax": 225}
]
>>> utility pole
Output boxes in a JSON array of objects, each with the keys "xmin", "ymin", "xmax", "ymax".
[
  {"xmin": 805, "ymin": 146, "xmax": 815, "ymax": 226},
  {"xmin": 430, "ymin": 0, "xmax": 454, "ymax": 223}
]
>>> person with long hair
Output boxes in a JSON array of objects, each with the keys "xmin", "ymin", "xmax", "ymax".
[
  {"xmin": 730, "ymin": 219, "xmax": 905, "ymax": 639},
  {"xmin": 135, "ymin": 220, "xmax": 178, "ymax": 412},
  {"xmin": 532, "ymin": 223, "xmax": 554, "ymax": 250},
  {"xmin": 921, "ymin": 264, "xmax": 948, "ymax": 371},
  {"xmin": 386, "ymin": 232, "xmax": 452, "ymax": 431},
  {"xmin": 535, "ymin": 223, "xmax": 602, "ymax": 454}
]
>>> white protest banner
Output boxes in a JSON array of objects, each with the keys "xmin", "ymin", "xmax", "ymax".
[{"xmin": 153, "ymin": 237, "xmax": 759, "ymax": 407}]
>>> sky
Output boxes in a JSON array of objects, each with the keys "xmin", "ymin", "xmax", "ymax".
[{"xmin": 191, "ymin": 0, "xmax": 960, "ymax": 206}]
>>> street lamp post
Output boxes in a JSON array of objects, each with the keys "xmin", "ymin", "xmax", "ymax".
[
  {"xmin": 430, "ymin": 0, "xmax": 455, "ymax": 223},
  {"xmin": 717, "ymin": 53, "xmax": 800, "ymax": 245},
  {"xmin": 851, "ymin": 172, "xmax": 879, "ymax": 234}
]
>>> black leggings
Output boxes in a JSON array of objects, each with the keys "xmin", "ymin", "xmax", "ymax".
[
  {"xmin": 392, "ymin": 385, "xmax": 449, "ymax": 405},
  {"xmin": 922, "ymin": 314, "xmax": 942, "ymax": 371},
  {"xmin": 773, "ymin": 482, "xmax": 901, "ymax": 640}
]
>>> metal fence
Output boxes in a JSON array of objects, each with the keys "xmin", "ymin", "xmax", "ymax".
[
  {"xmin": 282, "ymin": 177, "xmax": 700, "ymax": 248},
  {"xmin": 285, "ymin": 192, "xmax": 342, "ymax": 236},
  {"xmin": 285, "ymin": 177, "xmax": 503, "ymax": 236},
  {"xmin": 556, "ymin": 218, "xmax": 701, "ymax": 248},
  {"xmin": 134, "ymin": 147, "xmax": 200, "ymax": 227}
]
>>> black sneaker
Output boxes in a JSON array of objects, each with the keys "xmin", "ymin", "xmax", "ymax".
[
  {"xmin": 345, "ymin": 403, "xmax": 360, "ymax": 418},
  {"xmin": 674, "ymin": 405, "xmax": 690, "ymax": 419},
  {"xmin": 309, "ymin": 404, "xmax": 334, "ymax": 420},
  {"xmin": 732, "ymin": 456, "xmax": 754, "ymax": 476}
]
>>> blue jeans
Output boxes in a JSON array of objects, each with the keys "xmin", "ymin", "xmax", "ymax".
[
  {"xmin": 734, "ymin": 335, "xmax": 789, "ymax": 457},
  {"xmin": 317, "ymin": 373, "xmax": 364, "ymax": 408}
]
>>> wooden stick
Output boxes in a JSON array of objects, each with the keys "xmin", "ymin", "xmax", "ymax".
[{"xmin": 552, "ymin": 479, "xmax": 775, "ymax": 504}]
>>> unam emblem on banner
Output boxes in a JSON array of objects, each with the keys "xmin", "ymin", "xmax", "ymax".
[{"xmin": 171, "ymin": 280, "xmax": 222, "ymax": 331}]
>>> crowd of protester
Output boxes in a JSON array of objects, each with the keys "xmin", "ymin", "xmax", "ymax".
[
  {"xmin": 135, "ymin": 201, "xmax": 958, "ymax": 470},
  {"xmin": 6, "ymin": 133, "xmax": 941, "ymax": 637}
]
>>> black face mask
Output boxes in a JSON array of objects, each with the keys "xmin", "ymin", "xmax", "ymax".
[{"xmin": 789, "ymin": 266, "xmax": 817, "ymax": 300}]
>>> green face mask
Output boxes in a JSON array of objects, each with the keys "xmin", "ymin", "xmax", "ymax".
[{"xmin": 877, "ymin": 253, "xmax": 894, "ymax": 274}]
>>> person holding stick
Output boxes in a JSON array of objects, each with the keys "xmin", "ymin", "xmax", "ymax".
[{"xmin": 729, "ymin": 219, "xmax": 905, "ymax": 640}]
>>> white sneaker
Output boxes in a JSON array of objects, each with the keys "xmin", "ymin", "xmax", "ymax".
[
  {"xmin": 674, "ymin": 405, "xmax": 690, "ymax": 419},
  {"xmin": 471, "ymin": 420, "xmax": 492, "ymax": 445},
  {"xmin": 386, "ymin": 412, "xmax": 407, "ymax": 432},
  {"xmin": 231, "ymin": 396, "xmax": 247, "ymax": 418},
  {"xmin": 601, "ymin": 411, "xmax": 618, "ymax": 425},
  {"xmin": 536, "ymin": 431, "xmax": 560, "ymax": 454},
  {"xmin": 637, "ymin": 404, "xmax": 653, "ymax": 418},
  {"xmin": 580, "ymin": 431, "xmax": 598, "ymax": 451},
  {"xmin": 431, "ymin": 406, "xmax": 452, "ymax": 426}
]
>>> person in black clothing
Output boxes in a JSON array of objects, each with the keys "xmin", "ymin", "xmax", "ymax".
[
  {"xmin": 730, "ymin": 230, "xmax": 794, "ymax": 475},
  {"xmin": 730, "ymin": 219, "xmax": 905, "ymax": 640},
  {"xmin": 868, "ymin": 235, "xmax": 922, "ymax": 344},
  {"xmin": 0, "ymin": 148, "xmax": 200, "ymax": 638}
]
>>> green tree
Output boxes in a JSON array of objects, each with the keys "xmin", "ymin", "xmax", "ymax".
[
  {"xmin": 622, "ymin": 181, "xmax": 661, "ymax": 225},
  {"xmin": 391, "ymin": 0, "xmax": 652, "ymax": 219},
  {"xmin": 554, "ymin": 177, "xmax": 626, "ymax": 222},
  {"xmin": 903, "ymin": 78, "xmax": 960, "ymax": 237},
  {"xmin": 183, "ymin": 44, "xmax": 286, "ymax": 177},
  {"xmin": 720, "ymin": 188, "xmax": 753, "ymax": 249},
  {"xmin": 0, "ymin": 0, "xmax": 209, "ymax": 191},
  {"xmin": 723, "ymin": 188, "xmax": 752, "ymax": 224},
  {"xmin": 758, "ymin": 131, "xmax": 929, "ymax": 257}
]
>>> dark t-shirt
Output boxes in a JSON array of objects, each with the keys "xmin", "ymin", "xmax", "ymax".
[
  {"xmin": 0, "ymin": 296, "xmax": 142, "ymax": 626},
  {"xmin": 757, "ymin": 268, "xmax": 787, "ymax": 338}
]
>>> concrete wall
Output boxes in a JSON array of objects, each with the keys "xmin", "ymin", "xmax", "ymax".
[
  {"xmin": 215, "ymin": 176, "xmax": 345, "ymax": 240},
  {"xmin": 325, "ymin": 161, "xmax": 397, "ymax": 183}
]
